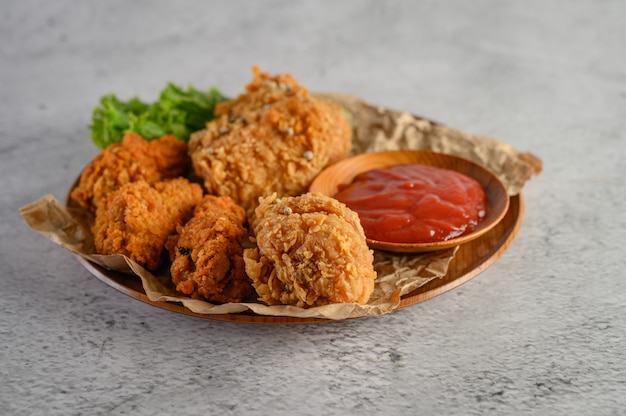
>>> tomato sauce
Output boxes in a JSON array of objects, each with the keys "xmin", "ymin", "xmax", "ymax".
[{"xmin": 334, "ymin": 164, "xmax": 488, "ymax": 244}]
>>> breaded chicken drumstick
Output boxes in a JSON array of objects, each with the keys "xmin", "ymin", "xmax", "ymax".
[
  {"xmin": 188, "ymin": 66, "xmax": 351, "ymax": 212},
  {"xmin": 71, "ymin": 133, "xmax": 190, "ymax": 212},
  {"xmin": 166, "ymin": 195, "xmax": 252, "ymax": 303},
  {"xmin": 244, "ymin": 192, "xmax": 376, "ymax": 307},
  {"xmin": 92, "ymin": 178, "xmax": 203, "ymax": 271}
]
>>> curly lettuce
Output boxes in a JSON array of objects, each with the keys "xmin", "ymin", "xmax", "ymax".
[{"xmin": 89, "ymin": 83, "xmax": 228, "ymax": 149}]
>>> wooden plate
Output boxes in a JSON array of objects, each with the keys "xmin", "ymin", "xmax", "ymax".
[
  {"xmin": 309, "ymin": 150, "xmax": 510, "ymax": 253},
  {"xmin": 70, "ymin": 190, "xmax": 524, "ymax": 324}
]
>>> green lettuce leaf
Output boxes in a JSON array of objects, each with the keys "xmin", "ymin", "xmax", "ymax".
[{"xmin": 89, "ymin": 83, "xmax": 227, "ymax": 149}]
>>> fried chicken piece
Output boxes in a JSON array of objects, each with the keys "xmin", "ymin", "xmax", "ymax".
[
  {"xmin": 92, "ymin": 178, "xmax": 203, "ymax": 271},
  {"xmin": 71, "ymin": 133, "xmax": 190, "ymax": 212},
  {"xmin": 244, "ymin": 193, "xmax": 376, "ymax": 307},
  {"xmin": 188, "ymin": 66, "xmax": 352, "ymax": 212},
  {"xmin": 165, "ymin": 195, "xmax": 252, "ymax": 303}
]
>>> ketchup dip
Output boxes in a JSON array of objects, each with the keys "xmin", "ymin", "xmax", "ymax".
[{"xmin": 334, "ymin": 164, "xmax": 488, "ymax": 244}]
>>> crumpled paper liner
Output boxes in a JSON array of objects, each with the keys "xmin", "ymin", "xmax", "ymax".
[
  {"xmin": 20, "ymin": 94, "xmax": 541, "ymax": 321},
  {"xmin": 318, "ymin": 93, "xmax": 543, "ymax": 196}
]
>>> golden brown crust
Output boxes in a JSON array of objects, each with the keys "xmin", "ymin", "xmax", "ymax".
[
  {"xmin": 92, "ymin": 178, "xmax": 203, "ymax": 271},
  {"xmin": 71, "ymin": 133, "xmax": 189, "ymax": 212},
  {"xmin": 244, "ymin": 192, "xmax": 376, "ymax": 307},
  {"xmin": 188, "ymin": 66, "xmax": 352, "ymax": 212},
  {"xmin": 165, "ymin": 195, "xmax": 252, "ymax": 303},
  {"xmin": 72, "ymin": 69, "xmax": 373, "ymax": 309}
]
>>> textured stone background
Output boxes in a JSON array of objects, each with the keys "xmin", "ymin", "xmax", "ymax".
[{"xmin": 2, "ymin": 1, "xmax": 625, "ymax": 415}]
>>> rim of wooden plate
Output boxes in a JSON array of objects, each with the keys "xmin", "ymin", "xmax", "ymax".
[
  {"xmin": 70, "ymin": 193, "xmax": 523, "ymax": 324},
  {"xmin": 309, "ymin": 150, "xmax": 510, "ymax": 253}
]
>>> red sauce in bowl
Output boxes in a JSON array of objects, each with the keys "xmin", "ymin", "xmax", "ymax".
[{"xmin": 334, "ymin": 164, "xmax": 488, "ymax": 244}]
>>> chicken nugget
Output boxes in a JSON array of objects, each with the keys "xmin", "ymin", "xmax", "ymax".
[
  {"xmin": 188, "ymin": 66, "xmax": 351, "ymax": 211},
  {"xmin": 71, "ymin": 133, "xmax": 189, "ymax": 212},
  {"xmin": 92, "ymin": 178, "xmax": 203, "ymax": 271},
  {"xmin": 165, "ymin": 195, "xmax": 252, "ymax": 303},
  {"xmin": 244, "ymin": 193, "xmax": 376, "ymax": 307}
]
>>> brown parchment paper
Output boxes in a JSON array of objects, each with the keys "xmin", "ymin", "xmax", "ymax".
[{"xmin": 20, "ymin": 94, "xmax": 542, "ymax": 321}]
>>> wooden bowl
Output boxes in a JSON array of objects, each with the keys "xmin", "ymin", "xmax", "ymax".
[{"xmin": 309, "ymin": 150, "xmax": 510, "ymax": 253}]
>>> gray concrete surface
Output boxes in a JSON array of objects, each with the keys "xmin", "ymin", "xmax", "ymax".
[{"xmin": 2, "ymin": 1, "xmax": 625, "ymax": 415}]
